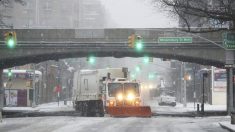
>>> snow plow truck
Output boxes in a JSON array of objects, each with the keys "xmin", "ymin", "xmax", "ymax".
[{"xmin": 73, "ymin": 68, "xmax": 151, "ymax": 117}]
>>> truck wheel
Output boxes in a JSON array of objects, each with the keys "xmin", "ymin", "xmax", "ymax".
[{"xmin": 95, "ymin": 112, "xmax": 104, "ymax": 117}]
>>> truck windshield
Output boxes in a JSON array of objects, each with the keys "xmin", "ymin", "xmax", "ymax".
[
  {"xmin": 124, "ymin": 83, "xmax": 140, "ymax": 96},
  {"xmin": 108, "ymin": 83, "xmax": 123, "ymax": 97}
]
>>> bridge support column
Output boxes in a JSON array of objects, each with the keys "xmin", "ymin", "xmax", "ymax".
[
  {"xmin": 227, "ymin": 68, "xmax": 234, "ymax": 115},
  {"xmin": 225, "ymin": 50, "xmax": 235, "ymax": 124}
]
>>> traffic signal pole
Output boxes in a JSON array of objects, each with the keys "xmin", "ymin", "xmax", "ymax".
[
  {"xmin": 0, "ymin": 69, "xmax": 3, "ymax": 122},
  {"xmin": 32, "ymin": 64, "xmax": 36, "ymax": 107}
]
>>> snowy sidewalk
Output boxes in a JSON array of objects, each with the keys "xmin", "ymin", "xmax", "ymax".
[
  {"xmin": 146, "ymin": 99, "xmax": 226, "ymax": 113},
  {"xmin": 37, "ymin": 101, "xmax": 74, "ymax": 112},
  {"xmin": 3, "ymin": 101, "xmax": 74, "ymax": 113},
  {"xmin": 3, "ymin": 107, "xmax": 38, "ymax": 112},
  {"xmin": 219, "ymin": 121, "xmax": 235, "ymax": 132}
]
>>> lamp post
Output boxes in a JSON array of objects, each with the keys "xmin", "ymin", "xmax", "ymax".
[
  {"xmin": 200, "ymin": 69, "xmax": 209, "ymax": 115},
  {"xmin": 32, "ymin": 64, "xmax": 36, "ymax": 107},
  {"xmin": 193, "ymin": 66, "xmax": 196, "ymax": 110}
]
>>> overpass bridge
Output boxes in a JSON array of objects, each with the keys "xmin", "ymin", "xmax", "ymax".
[
  {"xmin": 0, "ymin": 28, "xmax": 225, "ymax": 69},
  {"xmin": 2, "ymin": 28, "xmax": 235, "ymax": 117}
]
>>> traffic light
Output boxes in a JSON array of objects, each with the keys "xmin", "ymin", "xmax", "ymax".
[
  {"xmin": 7, "ymin": 69, "xmax": 12, "ymax": 78},
  {"xmin": 4, "ymin": 31, "xmax": 17, "ymax": 49},
  {"xmin": 130, "ymin": 73, "xmax": 136, "ymax": 79},
  {"xmin": 128, "ymin": 34, "xmax": 144, "ymax": 51},
  {"xmin": 148, "ymin": 73, "xmax": 155, "ymax": 80},
  {"xmin": 135, "ymin": 66, "xmax": 141, "ymax": 73},
  {"xmin": 87, "ymin": 56, "xmax": 96, "ymax": 64},
  {"xmin": 135, "ymin": 35, "xmax": 143, "ymax": 51},
  {"xmin": 128, "ymin": 34, "xmax": 135, "ymax": 48},
  {"xmin": 143, "ymin": 56, "xmax": 150, "ymax": 64}
]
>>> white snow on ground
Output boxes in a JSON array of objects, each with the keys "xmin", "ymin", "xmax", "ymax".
[
  {"xmin": 2, "ymin": 101, "xmax": 74, "ymax": 112},
  {"xmin": 2, "ymin": 107, "xmax": 38, "ymax": 112},
  {"xmin": 3, "ymin": 98, "xmax": 226, "ymax": 114},
  {"xmin": 220, "ymin": 121, "xmax": 235, "ymax": 132},
  {"xmin": 0, "ymin": 116, "xmax": 230, "ymax": 132},
  {"xmin": 37, "ymin": 101, "xmax": 74, "ymax": 112},
  {"xmin": 146, "ymin": 98, "xmax": 226, "ymax": 113}
]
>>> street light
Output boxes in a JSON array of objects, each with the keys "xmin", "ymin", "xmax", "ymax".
[{"xmin": 199, "ymin": 68, "xmax": 210, "ymax": 115}]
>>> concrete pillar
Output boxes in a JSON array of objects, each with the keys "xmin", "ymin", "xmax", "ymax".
[
  {"xmin": 227, "ymin": 68, "xmax": 231, "ymax": 115},
  {"xmin": 228, "ymin": 68, "xmax": 234, "ymax": 114},
  {"xmin": 231, "ymin": 68, "xmax": 235, "ymax": 111},
  {"xmin": 225, "ymin": 50, "xmax": 235, "ymax": 124},
  {"xmin": 226, "ymin": 50, "xmax": 235, "ymax": 115}
]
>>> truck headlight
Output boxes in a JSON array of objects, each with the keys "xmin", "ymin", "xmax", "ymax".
[
  {"xmin": 108, "ymin": 100, "xmax": 114, "ymax": 106},
  {"xmin": 127, "ymin": 93, "xmax": 135, "ymax": 101},
  {"xmin": 135, "ymin": 100, "xmax": 140, "ymax": 105},
  {"xmin": 117, "ymin": 93, "xmax": 123, "ymax": 101}
]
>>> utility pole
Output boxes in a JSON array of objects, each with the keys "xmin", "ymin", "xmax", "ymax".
[
  {"xmin": 193, "ymin": 65, "xmax": 196, "ymax": 110},
  {"xmin": 201, "ymin": 72, "xmax": 208, "ymax": 115},
  {"xmin": 182, "ymin": 62, "xmax": 187, "ymax": 107},
  {"xmin": 180, "ymin": 62, "xmax": 187, "ymax": 107},
  {"xmin": 32, "ymin": 64, "xmax": 36, "ymax": 107},
  {"xmin": 0, "ymin": 69, "xmax": 3, "ymax": 122},
  {"xmin": 45, "ymin": 62, "xmax": 48, "ymax": 103},
  {"xmin": 183, "ymin": 76, "xmax": 187, "ymax": 107}
]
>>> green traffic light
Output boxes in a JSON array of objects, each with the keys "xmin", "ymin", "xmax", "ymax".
[
  {"xmin": 88, "ymin": 56, "xmax": 96, "ymax": 64},
  {"xmin": 7, "ymin": 69, "xmax": 12, "ymax": 77},
  {"xmin": 148, "ymin": 73, "xmax": 155, "ymax": 80},
  {"xmin": 7, "ymin": 38, "xmax": 15, "ymax": 48},
  {"xmin": 135, "ymin": 66, "xmax": 141, "ymax": 72},
  {"xmin": 131, "ymin": 73, "xmax": 136, "ymax": 79},
  {"xmin": 143, "ymin": 56, "xmax": 149, "ymax": 64},
  {"xmin": 135, "ymin": 42, "xmax": 143, "ymax": 51}
]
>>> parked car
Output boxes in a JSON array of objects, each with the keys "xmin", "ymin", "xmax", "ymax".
[{"xmin": 158, "ymin": 95, "xmax": 176, "ymax": 106}]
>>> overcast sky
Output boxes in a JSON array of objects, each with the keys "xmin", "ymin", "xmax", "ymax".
[{"xmin": 99, "ymin": 0, "xmax": 178, "ymax": 28}]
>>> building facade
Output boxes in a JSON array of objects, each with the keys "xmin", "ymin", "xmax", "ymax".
[{"xmin": 2, "ymin": 0, "xmax": 106, "ymax": 29}]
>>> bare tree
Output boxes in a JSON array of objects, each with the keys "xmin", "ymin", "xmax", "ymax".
[
  {"xmin": 0, "ymin": 0, "xmax": 25, "ymax": 28},
  {"xmin": 159, "ymin": 0, "xmax": 235, "ymax": 32}
]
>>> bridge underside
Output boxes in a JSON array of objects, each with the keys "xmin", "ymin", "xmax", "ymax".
[
  {"xmin": 0, "ymin": 28, "xmax": 225, "ymax": 68},
  {"xmin": 0, "ymin": 47, "xmax": 225, "ymax": 69}
]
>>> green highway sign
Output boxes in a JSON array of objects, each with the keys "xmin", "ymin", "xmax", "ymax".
[
  {"xmin": 158, "ymin": 37, "xmax": 192, "ymax": 43},
  {"xmin": 223, "ymin": 32, "xmax": 235, "ymax": 50}
]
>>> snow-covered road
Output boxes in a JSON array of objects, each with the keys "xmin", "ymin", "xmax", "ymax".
[{"xmin": 0, "ymin": 116, "xmax": 230, "ymax": 132}]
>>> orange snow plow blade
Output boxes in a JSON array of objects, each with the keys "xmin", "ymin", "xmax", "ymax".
[{"xmin": 107, "ymin": 106, "xmax": 152, "ymax": 117}]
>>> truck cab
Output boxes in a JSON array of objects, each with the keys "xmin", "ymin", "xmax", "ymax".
[{"xmin": 103, "ymin": 78, "xmax": 141, "ymax": 109}]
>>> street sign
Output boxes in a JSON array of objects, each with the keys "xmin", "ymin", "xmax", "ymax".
[
  {"xmin": 158, "ymin": 37, "xmax": 192, "ymax": 43},
  {"xmin": 225, "ymin": 64, "xmax": 235, "ymax": 68},
  {"xmin": 223, "ymin": 32, "xmax": 235, "ymax": 50},
  {"xmin": 54, "ymin": 85, "xmax": 62, "ymax": 93}
]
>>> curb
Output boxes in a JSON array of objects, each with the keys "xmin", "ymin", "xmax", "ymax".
[
  {"xmin": 152, "ymin": 111, "xmax": 227, "ymax": 118},
  {"xmin": 219, "ymin": 122, "xmax": 235, "ymax": 132},
  {"xmin": 152, "ymin": 113, "xmax": 196, "ymax": 117}
]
